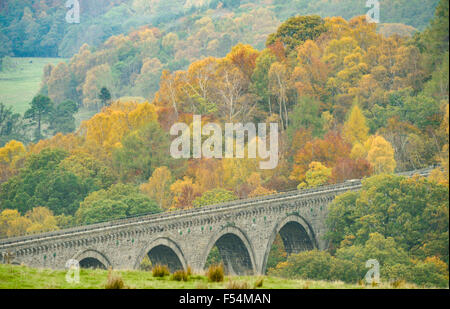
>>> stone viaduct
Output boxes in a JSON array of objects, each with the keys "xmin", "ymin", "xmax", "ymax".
[{"xmin": 0, "ymin": 168, "xmax": 432, "ymax": 275}]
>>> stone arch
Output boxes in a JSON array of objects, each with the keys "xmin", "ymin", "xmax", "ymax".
[
  {"xmin": 134, "ymin": 237, "xmax": 187, "ymax": 272},
  {"xmin": 74, "ymin": 249, "xmax": 111, "ymax": 269},
  {"xmin": 202, "ymin": 226, "xmax": 256, "ymax": 275},
  {"xmin": 261, "ymin": 214, "xmax": 317, "ymax": 274}
]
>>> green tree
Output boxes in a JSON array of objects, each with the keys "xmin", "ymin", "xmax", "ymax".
[
  {"xmin": 24, "ymin": 95, "xmax": 54, "ymax": 141},
  {"xmin": 400, "ymin": 94, "xmax": 442, "ymax": 131},
  {"xmin": 326, "ymin": 174, "xmax": 449, "ymax": 263},
  {"xmin": 75, "ymin": 184, "xmax": 162, "ymax": 225},
  {"xmin": 0, "ymin": 103, "xmax": 25, "ymax": 146},
  {"xmin": 266, "ymin": 15, "xmax": 327, "ymax": 54},
  {"xmin": 287, "ymin": 96, "xmax": 324, "ymax": 139},
  {"xmin": 251, "ymin": 49, "xmax": 277, "ymax": 114},
  {"xmin": 49, "ymin": 100, "xmax": 78, "ymax": 134},
  {"xmin": 58, "ymin": 152, "xmax": 117, "ymax": 190},
  {"xmin": 0, "ymin": 148, "xmax": 92, "ymax": 216},
  {"xmin": 267, "ymin": 249, "xmax": 360, "ymax": 283},
  {"xmin": 113, "ymin": 122, "xmax": 174, "ymax": 183},
  {"xmin": 98, "ymin": 87, "xmax": 112, "ymax": 109}
]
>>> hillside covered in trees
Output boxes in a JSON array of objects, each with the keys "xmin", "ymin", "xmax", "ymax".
[
  {"xmin": 0, "ymin": 0, "xmax": 448, "ymax": 287},
  {"xmin": 0, "ymin": 0, "xmax": 439, "ymax": 105},
  {"xmin": 0, "ymin": 0, "xmax": 440, "ymax": 58}
]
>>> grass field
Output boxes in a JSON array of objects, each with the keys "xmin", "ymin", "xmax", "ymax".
[
  {"xmin": 0, "ymin": 264, "xmax": 426, "ymax": 289},
  {"xmin": 0, "ymin": 57, "xmax": 66, "ymax": 114}
]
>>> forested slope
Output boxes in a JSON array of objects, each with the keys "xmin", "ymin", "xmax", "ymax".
[{"xmin": 0, "ymin": 0, "xmax": 439, "ymax": 59}]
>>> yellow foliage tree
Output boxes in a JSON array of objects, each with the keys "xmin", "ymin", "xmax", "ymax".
[
  {"xmin": 80, "ymin": 101, "xmax": 158, "ymax": 153},
  {"xmin": 0, "ymin": 207, "xmax": 59, "ymax": 237},
  {"xmin": 248, "ymin": 186, "xmax": 277, "ymax": 198},
  {"xmin": 0, "ymin": 209, "xmax": 31, "ymax": 237},
  {"xmin": 350, "ymin": 142, "xmax": 367, "ymax": 159},
  {"xmin": 169, "ymin": 177, "xmax": 201, "ymax": 210},
  {"xmin": 27, "ymin": 133, "xmax": 84, "ymax": 155},
  {"xmin": 0, "ymin": 140, "xmax": 25, "ymax": 164},
  {"xmin": 342, "ymin": 103, "xmax": 369, "ymax": 145},
  {"xmin": 366, "ymin": 135, "xmax": 396, "ymax": 174},
  {"xmin": 298, "ymin": 161, "xmax": 332, "ymax": 189},
  {"xmin": 0, "ymin": 140, "xmax": 26, "ymax": 182},
  {"xmin": 140, "ymin": 166, "xmax": 173, "ymax": 210},
  {"xmin": 25, "ymin": 207, "xmax": 59, "ymax": 234}
]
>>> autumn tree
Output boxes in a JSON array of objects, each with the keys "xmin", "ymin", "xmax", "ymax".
[
  {"xmin": 298, "ymin": 161, "xmax": 332, "ymax": 189},
  {"xmin": 25, "ymin": 207, "xmax": 58, "ymax": 234},
  {"xmin": 213, "ymin": 58, "xmax": 256, "ymax": 122},
  {"xmin": 290, "ymin": 132, "xmax": 351, "ymax": 183},
  {"xmin": 140, "ymin": 166, "xmax": 173, "ymax": 210},
  {"xmin": 342, "ymin": 103, "xmax": 369, "ymax": 145},
  {"xmin": 0, "ymin": 140, "xmax": 25, "ymax": 183},
  {"xmin": 193, "ymin": 188, "xmax": 237, "ymax": 208},
  {"xmin": 47, "ymin": 62, "xmax": 73, "ymax": 104},
  {"xmin": 293, "ymin": 40, "xmax": 329, "ymax": 102},
  {"xmin": 0, "ymin": 209, "xmax": 31, "ymax": 237},
  {"xmin": 331, "ymin": 157, "xmax": 372, "ymax": 183},
  {"xmin": 170, "ymin": 177, "xmax": 201, "ymax": 210},
  {"xmin": 80, "ymin": 101, "xmax": 158, "ymax": 154},
  {"xmin": 269, "ymin": 61, "xmax": 290, "ymax": 129},
  {"xmin": 365, "ymin": 135, "xmax": 397, "ymax": 174}
]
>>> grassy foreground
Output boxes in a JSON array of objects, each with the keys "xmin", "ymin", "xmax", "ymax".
[
  {"xmin": 0, "ymin": 264, "xmax": 425, "ymax": 289},
  {"xmin": 0, "ymin": 57, "xmax": 65, "ymax": 114}
]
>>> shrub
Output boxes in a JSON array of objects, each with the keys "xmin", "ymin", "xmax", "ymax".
[
  {"xmin": 391, "ymin": 279, "xmax": 406, "ymax": 288},
  {"xmin": 206, "ymin": 264, "xmax": 224, "ymax": 282},
  {"xmin": 268, "ymin": 250, "xmax": 360, "ymax": 283},
  {"xmin": 254, "ymin": 277, "xmax": 264, "ymax": 288},
  {"xmin": 384, "ymin": 263, "xmax": 413, "ymax": 283},
  {"xmin": 268, "ymin": 250, "xmax": 333, "ymax": 281},
  {"xmin": 105, "ymin": 270, "xmax": 125, "ymax": 289},
  {"xmin": 139, "ymin": 256, "xmax": 152, "ymax": 271},
  {"xmin": 330, "ymin": 258, "xmax": 361, "ymax": 283},
  {"xmin": 152, "ymin": 264, "xmax": 170, "ymax": 277},
  {"xmin": 226, "ymin": 280, "xmax": 249, "ymax": 289},
  {"xmin": 410, "ymin": 257, "xmax": 449, "ymax": 288},
  {"xmin": 186, "ymin": 266, "xmax": 192, "ymax": 276},
  {"xmin": 172, "ymin": 270, "xmax": 189, "ymax": 281}
]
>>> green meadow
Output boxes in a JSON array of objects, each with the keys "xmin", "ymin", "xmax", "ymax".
[
  {"xmin": 0, "ymin": 264, "xmax": 427, "ymax": 289},
  {"xmin": 0, "ymin": 57, "xmax": 66, "ymax": 114}
]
